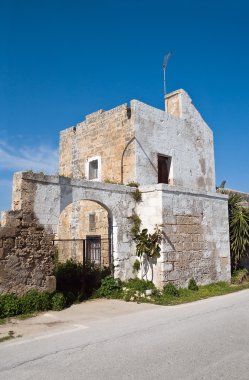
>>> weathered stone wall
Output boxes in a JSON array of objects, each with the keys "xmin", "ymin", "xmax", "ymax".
[
  {"xmin": 0, "ymin": 88, "xmax": 232, "ymax": 293},
  {"xmin": 59, "ymin": 90, "xmax": 215, "ymax": 193},
  {"xmin": 3, "ymin": 172, "xmax": 137, "ymax": 283},
  {"xmin": 132, "ymin": 90, "xmax": 215, "ymax": 191},
  {"xmin": 0, "ymin": 210, "xmax": 56, "ymax": 296},
  {"xmin": 0, "ymin": 170, "xmax": 231, "ymax": 292},
  {"xmin": 137, "ymin": 184, "xmax": 231, "ymax": 288},
  {"xmin": 59, "ymin": 104, "xmax": 135, "ymax": 184}
]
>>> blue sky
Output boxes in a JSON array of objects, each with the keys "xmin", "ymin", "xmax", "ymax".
[{"xmin": 0, "ymin": 0, "xmax": 249, "ymax": 211}]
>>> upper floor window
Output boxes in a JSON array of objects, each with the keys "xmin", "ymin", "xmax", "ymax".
[
  {"xmin": 158, "ymin": 154, "xmax": 171, "ymax": 184},
  {"xmin": 86, "ymin": 156, "xmax": 101, "ymax": 181},
  {"xmin": 89, "ymin": 160, "xmax": 98, "ymax": 180}
]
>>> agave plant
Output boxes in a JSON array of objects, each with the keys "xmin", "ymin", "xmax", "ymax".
[{"xmin": 228, "ymin": 194, "xmax": 249, "ymax": 271}]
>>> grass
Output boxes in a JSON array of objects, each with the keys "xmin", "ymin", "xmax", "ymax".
[
  {"xmin": 16, "ymin": 313, "xmax": 37, "ymax": 320},
  {"xmin": 150, "ymin": 282, "xmax": 249, "ymax": 306},
  {"xmin": 0, "ymin": 313, "xmax": 36, "ymax": 325},
  {"xmin": 0, "ymin": 330, "xmax": 15, "ymax": 343},
  {"xmin": 0, "ymin": 318, "xmax": 8, "ymax": 325},
  {"xmin": 95, "ymin": 275, "xmax": 249, "ymax": 305}
]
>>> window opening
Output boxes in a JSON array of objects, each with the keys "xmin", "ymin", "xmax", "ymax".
[
  {"xmin": 86, "ymin": 236, "xmax": 101, "ymax": 264},
  {"xmin": 89, "ymin": 159, "xmax": 98, "ymax": 180},
  {"xmin": 89, "ymin": 213, "xmax": 96, "ymax": 232},
  {"xmin": 158, "ymin": 155, "xmax": 171, "ymax": 184}
]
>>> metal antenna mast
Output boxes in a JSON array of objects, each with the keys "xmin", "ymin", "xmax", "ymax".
[{"xmin": 163, "ymin": 51, "xmax": 172, "ymax": 111}]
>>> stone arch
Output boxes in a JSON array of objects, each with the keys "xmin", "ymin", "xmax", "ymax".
[
  {"xmin": 57, "ymin": 199, "xmax": 113, "ymax": 267},
  {"xmin": 12, "ymin": 172, "xmax": 136, "ymax": 280}
]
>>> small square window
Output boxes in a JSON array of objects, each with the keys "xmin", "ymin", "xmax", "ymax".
[{"xmin": 89, "ymin": 160, "xmax": 98, "ymax": 180}]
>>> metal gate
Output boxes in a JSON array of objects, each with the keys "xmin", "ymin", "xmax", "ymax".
[{"xmin": 52, "ymin": 237, "xmax": 110, "ymax": 268}]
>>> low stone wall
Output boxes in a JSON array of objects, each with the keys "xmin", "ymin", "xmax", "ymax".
[{"xmin": 0, "ymin": 210, "xmax": 56, "ymax": 296}]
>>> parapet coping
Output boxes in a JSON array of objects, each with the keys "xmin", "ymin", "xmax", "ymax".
[
  {"xmin": 139, "ymin": 183, "xmax": 228, "ymax": 201},
  {"xmin": 15, "ymin": 172, "xmax": 228, "ymax": 200},
  {"xmin": 59, "ymin": 88, "xmax": 189, "ymax": 135},
  {"xmin": 15, "ymin": 172, "xmax": 135, "ymax": 194}
]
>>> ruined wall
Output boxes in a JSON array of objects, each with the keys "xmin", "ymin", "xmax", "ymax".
[
  {"xmin": 58, "ymin": 200, "xmax": 109, "ymax": 265},
  {"xmin": 132, "ymin": 91, "xmax": 215, "ymax": 192},
  {"xmin": 0, "ymin": 210, "xmax": 56, "ymax": 296},
  {"xmin": 1, "ymin": 172, "xmax": 137, "ymax": 289},
  {"xmin": 137, "ymin": 184, "xmax": 231, "ymax": 288},
  {"xmin": 59, "ymin": 104, "xmax": 135, "ymax": 184}
]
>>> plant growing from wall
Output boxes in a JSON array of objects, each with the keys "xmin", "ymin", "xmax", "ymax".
[
  {"xmin": 132, "ymin": 259, "xmax": 140, "ymax": 273},
  {"xmin": 126, "ymin": 182, "xmax": 142, "ymax": 202},
  {"xmin": 133, "ymin": 228, "xmax": 162, "ymax": 259},
  {"xmin": 132, "ymin": 225, "xmax": 162, "ymax": 281},
  {"xmin": 127, "ymin": 182, "xmax": 140, "ymax": 188},
  {"xmin": 104, "ymin": 178, "xmax": 120, "ymax": 184},
  {"xmin": 130, "ymin": 214, "xmax": 162, "ymax": 260},
  {"xmin": 132, "ymin": 188, "xmax": 142, "ymax": 202},
  {"xmin": 130, "ymin": 213, "xmax": 142, "ymax": 237}
]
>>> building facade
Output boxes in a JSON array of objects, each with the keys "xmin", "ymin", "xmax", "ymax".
[{"xmin": 0, "ymin": 89, "xmax": 231, "ymax": 294}]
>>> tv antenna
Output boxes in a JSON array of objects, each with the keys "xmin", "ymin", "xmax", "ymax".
[{"xmin": 163, "ymin": 51, "xmax": 172, "ymax": 111}]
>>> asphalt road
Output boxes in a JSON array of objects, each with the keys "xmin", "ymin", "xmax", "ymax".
[{"xmin": 1, "ymin": 291, "xmax": 249, "ymax": 380}]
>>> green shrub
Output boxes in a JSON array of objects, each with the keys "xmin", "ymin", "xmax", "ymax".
[
  {"xmin": 130, "ymin": 213, "xmax": 142, "ymax": 238},
  {"xmin": 0, "ymin": 294, "xmax": 21, "ymax": 318},
  {"xmin": 188, "ymin": 278, "xmax": 199, "ymax": 291},
  {"xmin": 231, "ymin": 268, "xmax": 249, "ymax": 284},
  {"xmin": 127, "ymin": 182, "xmax": 139, "ymax": 188},
  {"xmin": 123, "ymin": 289, "xmax": 136, "ymax": 302},
  {"xmin": 51, "ymin": 293, "xmax": 67, "ymax": 311},
  {"xmin": 123, "ymin": 278, "xmax": 156, "ymax": 292},
  {"xmin": 132, "ymin": 188, "xmax": 142, "ymax": 202},
  {"xmin": 163, "ymin": 283, "xmax": 179, "ymax": 297},
  {"xmin": 54, "ymin": 259, "xmax": 84, "ymax": 297},
  {"xmin": 84, "ymin": 262, "xmax": 111, "ymax": 298},
  {"xmin": 54, "ymin": 259, "xmax": 111, "ymax": 300},
  {"xmin": 132, "ymin": 259, "xmax": 140, "ymax": 272},
  {"xmin": 227, "ymin": 194, "xmax": 249, "ymax": 271},
  {"xmin": 20, "ymin": 291, "xmax": 51, "ymax": 314},
  {"xmin": 96, "ymin": 276, "xmax": 122, "ymax": 298}
]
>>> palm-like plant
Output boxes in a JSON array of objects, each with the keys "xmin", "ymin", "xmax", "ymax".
[{"xmin": 228, "ymin": 194, "xmax": 249, "ymax": 271}]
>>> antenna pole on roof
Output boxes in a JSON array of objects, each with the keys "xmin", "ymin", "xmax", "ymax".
[{"xmin": 163, "ymin": 51, "xmax": 172, "ymax": 112}]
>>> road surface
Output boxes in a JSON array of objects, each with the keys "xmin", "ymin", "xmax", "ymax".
[{"xmin": 1, "ymin": 291, "xmax": 249, "ymax": 380}]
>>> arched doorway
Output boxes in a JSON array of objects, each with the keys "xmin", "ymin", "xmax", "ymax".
[{"xmin": 56, "ymin": 200, "xmax": 112, "ymax": 268}]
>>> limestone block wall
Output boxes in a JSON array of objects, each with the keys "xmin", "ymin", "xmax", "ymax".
[
  {"xmin": 0, "ymin": 210, "xmax": 56, "ymax": 296},
  {"xmin": 59, "ymin": 104, "xmax": 135, "ymax": 184},
  {"xmin": 137, "ymin": 184, "xmax": 231, "ymax": 288},
  {"xmin": 132, "ymin": 93, "xmax": 215, "ymax": 192}
]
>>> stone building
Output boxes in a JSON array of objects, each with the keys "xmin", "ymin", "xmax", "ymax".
[{"xmin": 0, "ymin": 89, "xmax": 231, "ymax": 295}]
